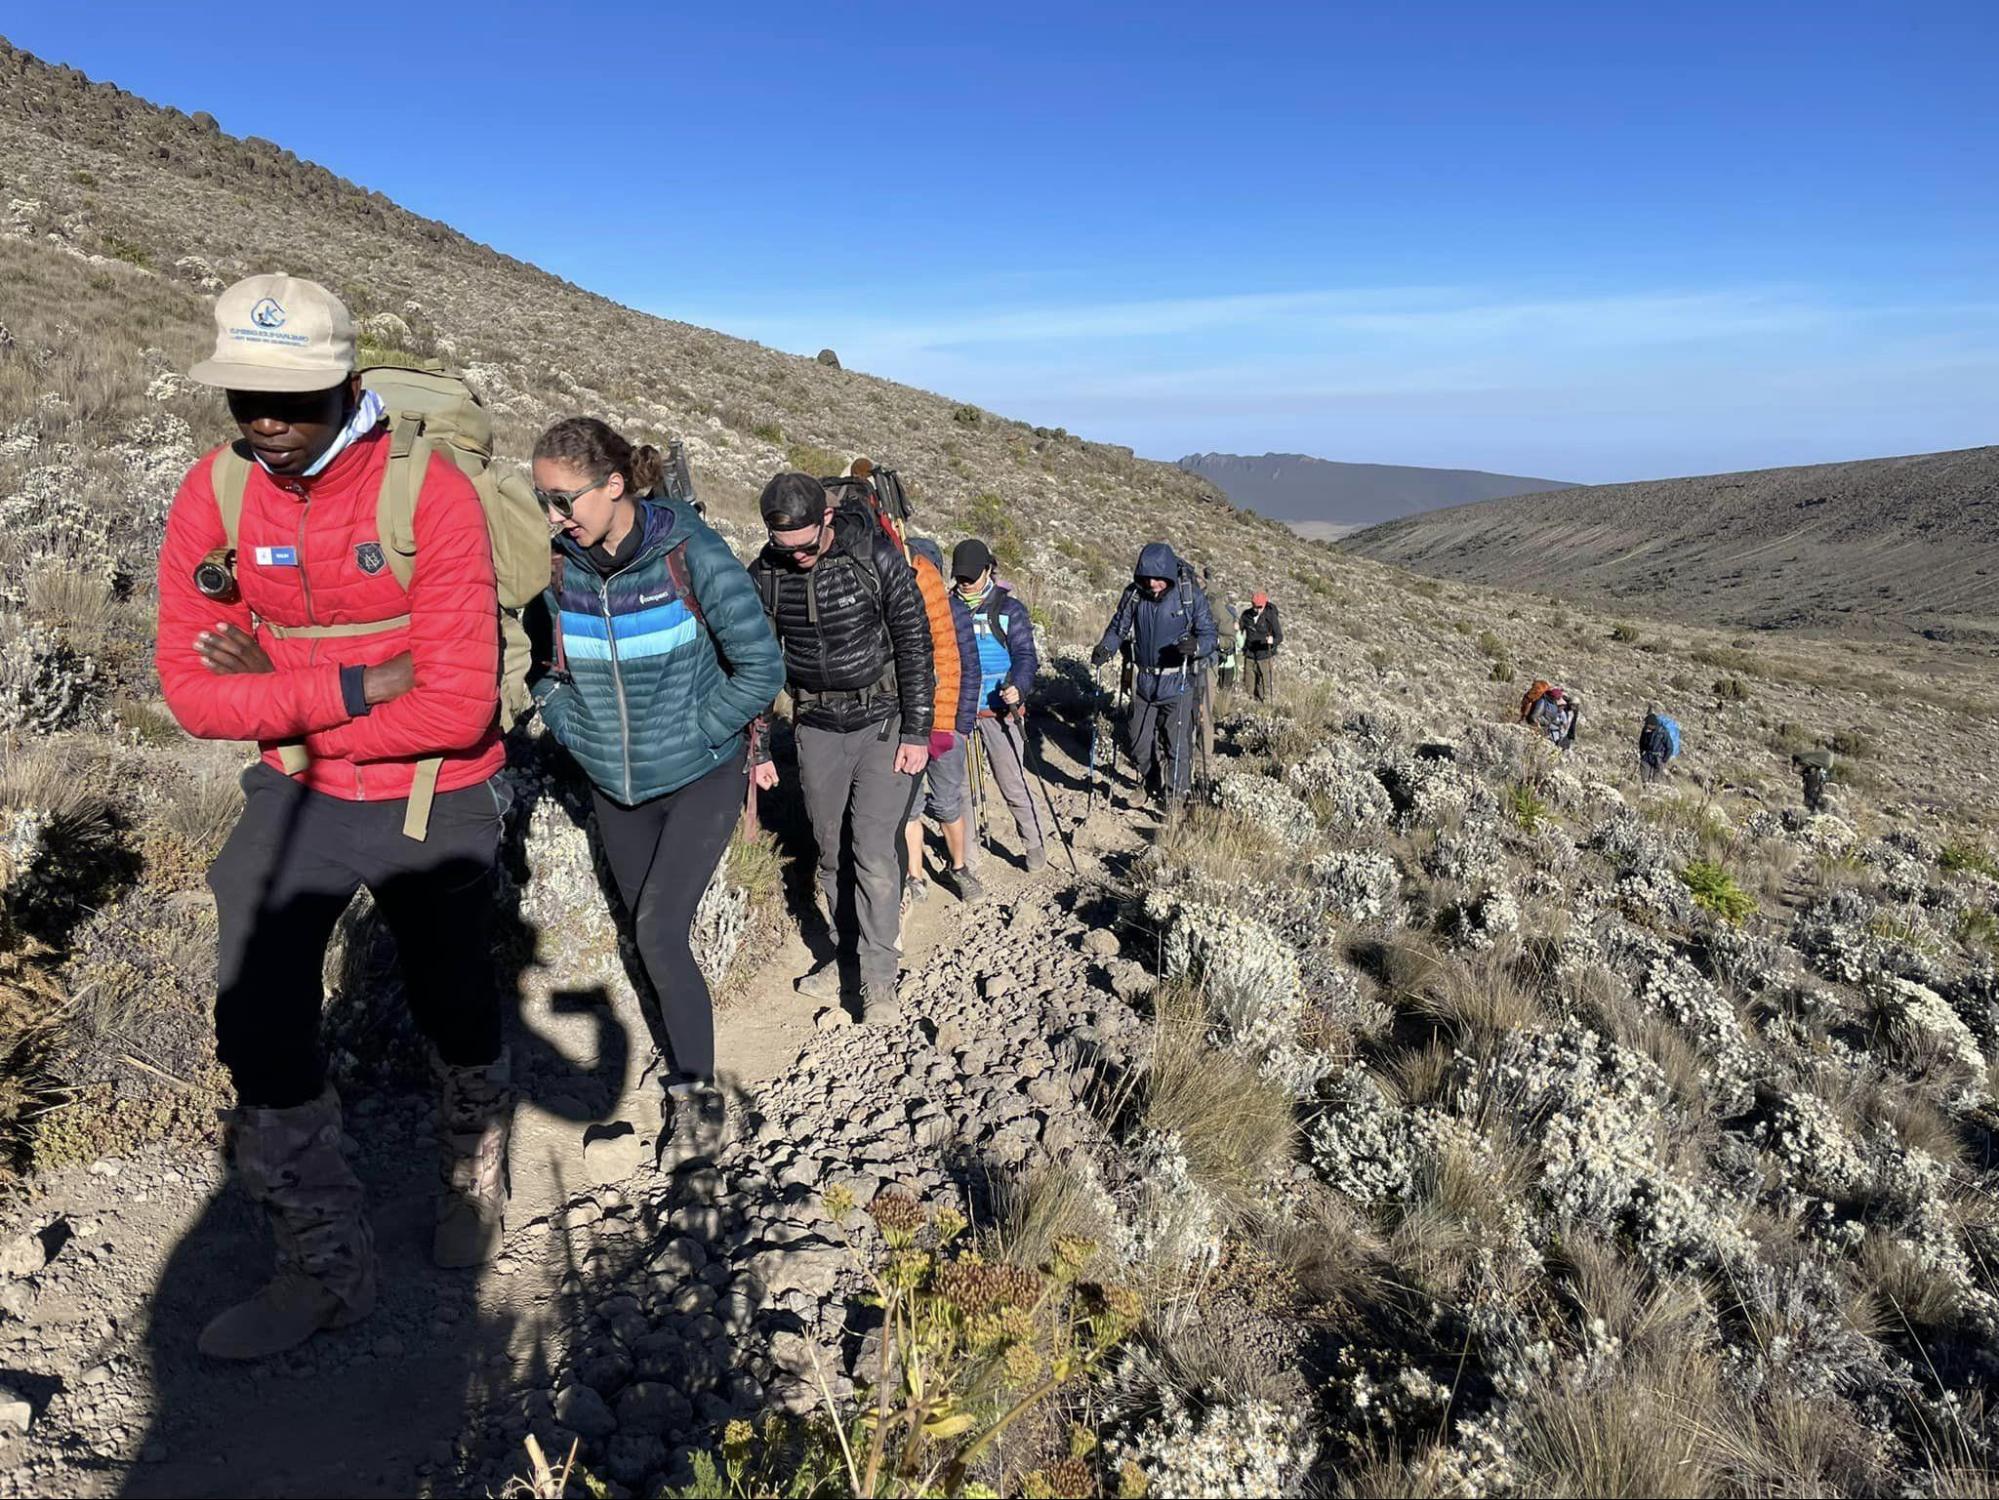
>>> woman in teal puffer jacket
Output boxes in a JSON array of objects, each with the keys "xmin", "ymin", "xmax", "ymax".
[{"xmin": 530, "ymin": 417, "xmax": 783, "ymax": 1162}]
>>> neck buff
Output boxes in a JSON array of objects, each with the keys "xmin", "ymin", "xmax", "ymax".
[
  {"xmin": 955, "ymin": 578, "xmax": 990, "ymax": 606},
  {"xmin": 257, "ymin": 388, "xmax": 386, "ymax": 480}
]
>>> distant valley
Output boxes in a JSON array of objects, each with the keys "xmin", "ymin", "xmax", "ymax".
[
  {"xmin": 1341, "ymin": 445, "xmax": 1999, "ymax": 642},
  {"xmin": 1176, "ymin": 450, "xmax": 1575, "ymax": 537}
]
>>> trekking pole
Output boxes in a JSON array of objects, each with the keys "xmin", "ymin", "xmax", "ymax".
[
  {"xmin": 1013, "ymin": 709, "xmax": 1081, "ymax": 877},
  {"xmin": 1086, "ymin": 664, "xmax": 1105, "ymax": 819},
  {"xmin": 970, "ymin": 719, "xmax": 992, "ymax": 853}
]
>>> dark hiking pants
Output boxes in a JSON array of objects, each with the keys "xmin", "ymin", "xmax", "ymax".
[
  {"xmin": 592, "ymin": 758, "xmax": 747, "ymax": 1085},
  {"xmin": 796, "ymin": 715, "xmax": 915, "ymax": 992},
  {"xmin": 209, "ymin": 763, "xmax": 508, "ymax": 1109},
  {"xmin": 1127, "ymin": 690, "xmax": 1194, "ymax": 801}
]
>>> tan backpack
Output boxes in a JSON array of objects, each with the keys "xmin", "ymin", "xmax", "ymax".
[{"xmin": 210, "ymin": 359, "xmax": 548, "ymax": 838}]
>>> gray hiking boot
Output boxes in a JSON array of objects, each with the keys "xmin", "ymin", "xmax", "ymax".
[
  {"xmin": 796, "ymin": 963, "xmax": 843, "ymax": 1001},
  {"xmin": 433, "ymin": 1049, "xmax": 513, "ymax": 1269},
  {"xmin": 948, "ymin": 865, "xmax": 986, "ymax": 904},
  {"xmin": 199, "ymin": 1087, "xmax": 376, "ymax": 1361},
  {"xmin": 1025, "ymin": 845, "xmax": 1049, "ymax": 873},
  {"xmin": 860, "ymin": 981, "xmax": 904, "ymax": 1025},
  {"xmin": 658, "ymin": 1081, "xmax": 727, "ymax": 1170}
]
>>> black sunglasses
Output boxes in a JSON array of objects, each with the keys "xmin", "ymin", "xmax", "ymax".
[
  {"xmin": 535, "ymin": 476, "xmax": 607, "ymax": 519},
  {"xmin": 766, "ymin": 519, "xmax": 829, "ymax": 559}
]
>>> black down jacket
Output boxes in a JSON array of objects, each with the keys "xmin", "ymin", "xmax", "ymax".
[{"xmin": 748, "ymin": 507, "xmax": 935, "ymax": 742}]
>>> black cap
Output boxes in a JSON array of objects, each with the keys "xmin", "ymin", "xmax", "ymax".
[
  {"xmin": 759, "ymin": 472, "xmax": 827, "ymax": 528},
  {"xmin": 951, "ymin": 538, "xmax": 994, "ymax": 582}
]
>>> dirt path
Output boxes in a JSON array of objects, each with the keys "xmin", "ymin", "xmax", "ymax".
[{"xmin": 0, "ymin": 696, "xmax": 1147, "ymax": 1498}]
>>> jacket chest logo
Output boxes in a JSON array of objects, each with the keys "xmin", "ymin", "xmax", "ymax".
[{"xmin": 355, "ymin": 542, "xmax": 387, "ymax": 576}]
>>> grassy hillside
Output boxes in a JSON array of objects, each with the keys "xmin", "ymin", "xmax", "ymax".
[
  {"xmin": 4, "ymin": 38, "xmax": 1999, "ymax": 1499},
  {"xmin": 1343, "ymin": 445, "xmax": 1999, "ymax": 642}
]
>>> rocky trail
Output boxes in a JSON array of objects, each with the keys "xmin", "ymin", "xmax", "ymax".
[{"xmin": 0, "ymin": 700, "xmax": 1164, "ymax": 1498}]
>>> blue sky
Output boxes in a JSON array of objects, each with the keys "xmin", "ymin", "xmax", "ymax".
[{"xmin": 9, "ymin": 2, "xmax": 1997, "ymax": 482}]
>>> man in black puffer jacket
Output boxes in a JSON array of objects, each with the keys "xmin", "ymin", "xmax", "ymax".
[{"xmin": 748, "ymin": 473, "xmax": 935, "ymax": 1022}]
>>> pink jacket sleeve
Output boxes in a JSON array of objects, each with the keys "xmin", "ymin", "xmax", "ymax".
[
  {"xmin": 330, "ymin": 461, "xmax": 500, "ymax": 763},
  {"xmin": 154, "ymin": 457, "xmax": 351, "ymax": 742}
]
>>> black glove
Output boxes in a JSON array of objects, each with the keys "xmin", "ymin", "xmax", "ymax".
[
  {"xmin": 1176, "ymin": 634, "xmax": 1200, "ymax": 658},
  {"xmin": 1090, "ymin": 645, "xmax": 1113, "ymax": 668}
]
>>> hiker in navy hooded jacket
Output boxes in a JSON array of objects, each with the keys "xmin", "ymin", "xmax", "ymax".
[
  {"xmin": 530, "ymin": 418, "xmax": 783, "ymax": 1167},
  {"xmin": 1090, "ymin": 542, "xmax": 1217, "ymax": 806}
]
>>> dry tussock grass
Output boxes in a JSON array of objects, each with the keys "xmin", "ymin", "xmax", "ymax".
[
  {"xmin": 1141, "ymin": 981, "xmax": 1295, "ymax": 1224},
  {"xmin": 994, "ymin": 1159, "xmax": 1117, "ymax": 1274}
]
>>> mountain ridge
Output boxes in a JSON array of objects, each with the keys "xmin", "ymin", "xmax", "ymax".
[
  {"xmin": 1176, "ymin": 449, "xmax": 1576, "ymax": 537},
  {"xmin": 1341, "ymin": 443, "xmax": 1999, "ymax": 640}
]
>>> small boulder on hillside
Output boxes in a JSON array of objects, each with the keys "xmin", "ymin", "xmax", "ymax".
[{"xmin": 815, "ymin": 348, "xmax": 840, "ymax": 369}]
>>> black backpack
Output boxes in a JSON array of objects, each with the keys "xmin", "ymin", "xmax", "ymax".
[{"xmin": 656, "ymin": 438, "xmax": 701, "ymax": 514}]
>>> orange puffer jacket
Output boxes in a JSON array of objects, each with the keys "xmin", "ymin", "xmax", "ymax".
[
  {"xmin": 156, "ymin": 425, "xmax": 504, "ymax": 801},
  {"xmin": 908, "ymin": 550, "xmax": 962, "ymax": 740}
]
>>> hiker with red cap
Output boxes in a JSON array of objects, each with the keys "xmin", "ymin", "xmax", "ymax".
[
  {"xmin": 156, "ymin": 274, "xmax": 514, "ymax": 1360},
  {"xmin": 1240, "ymin": 591, "xmax": 1283, "ymax": 701}
]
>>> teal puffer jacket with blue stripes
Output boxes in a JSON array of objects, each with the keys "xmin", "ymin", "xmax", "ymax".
[{"xmin": 533, "ymin": 500, "xmax": 783, "ymax": 806}]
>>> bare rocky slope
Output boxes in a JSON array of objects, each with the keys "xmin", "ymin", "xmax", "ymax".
[
  {"xmin": 1342, "ymin": 445, "xmax": 1999, "ymax": 642},
  {"xmin": 1177, "ymin": 451, "xmax": 1574, "ymax": 538},
  {"xmin": 3, "ymin": 36, "xmax": 1999, "ymax": 1500}
]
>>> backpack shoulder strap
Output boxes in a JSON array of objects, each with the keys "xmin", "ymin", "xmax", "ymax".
[
  {"xmin": 755, "ymin": 562, "xmax": 778, "ymax": 619},
  {"xmin": 210, "ymin": 443, "xmax": 253, "ymax": 550},
  {"xmin": 374, "ymin": 411, "xmax": 429, "ymax": 593},
  {"xmin": 662, "ymin": 539, "xmax": 707, "ymax": 632},
  {"xmin": 983, "ymin": 590, "xmax": 1009, "ymax": 639}
]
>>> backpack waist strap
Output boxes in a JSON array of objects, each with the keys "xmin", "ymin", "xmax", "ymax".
[
  {"xmin": 794, "ymin": 660, "xmax": 898, "ymax": 707},
  {"xmin": 260, "ymin": 615, "xmax": 413, "ymax": 640}
]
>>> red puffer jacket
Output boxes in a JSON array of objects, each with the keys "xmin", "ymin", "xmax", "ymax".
[{"xmin": 156, "ymin": 424, "xmax": 504, "ymax": 801}]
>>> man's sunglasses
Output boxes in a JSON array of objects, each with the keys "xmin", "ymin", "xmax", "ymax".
[
  {"xmin": 766, "ymin": 522, "xmax": 828, "ymax": 559},
  {"xmin": 535, "ymin": 476, "xmax": 607, "ymax": 519}
]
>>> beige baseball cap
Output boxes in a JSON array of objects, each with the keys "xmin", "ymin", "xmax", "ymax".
[{"xmin": 189, "ymin": 273, "xmax": 356, "ymax": 392}]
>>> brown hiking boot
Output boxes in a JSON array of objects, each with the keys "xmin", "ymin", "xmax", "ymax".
[
  {"xmin": 657, "ymin": 1080, "xmax": 727, "ymax": 1171},
  {"xmin": 860, "ymin": 980, "xmax": 904, "ymax": 1025},
  {"xmin": 198, "ymin": 1088, "xmax": 376, "ymax": 1361},
  {"xmin": 433, "ymin": 1049, "xmax": 513, "ymax": 1269},
  {"xmin": 796, "ymin": 962, "xmax": 843, "ymax": 1002}
]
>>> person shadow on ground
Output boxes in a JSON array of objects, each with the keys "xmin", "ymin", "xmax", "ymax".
[{"xmin": 118, "ymin": 761, "xmax": 638, "ymax": 1499}]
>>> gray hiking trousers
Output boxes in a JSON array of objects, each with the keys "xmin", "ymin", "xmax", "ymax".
[
  {"xmin": 969, "ymin": 714, "xmax": 1045, "ymax": 865},
  {"xmin": 796, "ymin": 715, "xmax": 916, "ymax": 991},
  {"xmin": 1127, "ymin": 690, "xmax": 1194, "ymax": 800}
]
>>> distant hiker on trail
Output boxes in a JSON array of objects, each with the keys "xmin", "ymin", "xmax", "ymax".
[
  {"xmin": 1240, "ymin": 591, "xmax": 1282, "ymax": 701},
  {"xmin": 1215, "ymin": 600, "xmax": 1242, "ymax": 693},
  {"xmin": 1090, "ymin": 542, "xmax": 1217, "ymax": 807},
  {"xmin": 900, "ymin": 532, "xmax": 979, "ymax": 912},
  {"xmin": 1794, "ymin": 748, "xmax": 1834, "ymax": 813},
  {"xmin": 748, "ymin": 473, "xmax": 935, "ymax": 1023},
  {"xmin": 157, "ymin": 276, "xmax": 513, "ymax": 1360},
  {"xmin": 1639, "ymin": 704, "xmax": 1681, "ymax": 783},
  {"xmin": 530, "ymin": 417, "xmax": 783, "ymax": 1167},
  {"xmin": 951, "ymin": 538, "xmax": 1048, "ymax": 870},
  {"xmin": 1520, "ymin": 679, "xmax": 1580, "ymax": 750}
]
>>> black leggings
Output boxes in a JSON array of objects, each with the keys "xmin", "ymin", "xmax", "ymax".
[
  {"xmin": 591, "ymin": 758, "xmax": 747, "ymax": 1085},
  {"xmin": 209, "ymin": 764, "xmax": 508, "ymax": 1109}
]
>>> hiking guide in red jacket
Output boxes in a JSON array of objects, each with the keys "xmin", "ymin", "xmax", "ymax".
[{"xmin": 155, "ymin": 275, "xmax": 514, "ymax": 1362}]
